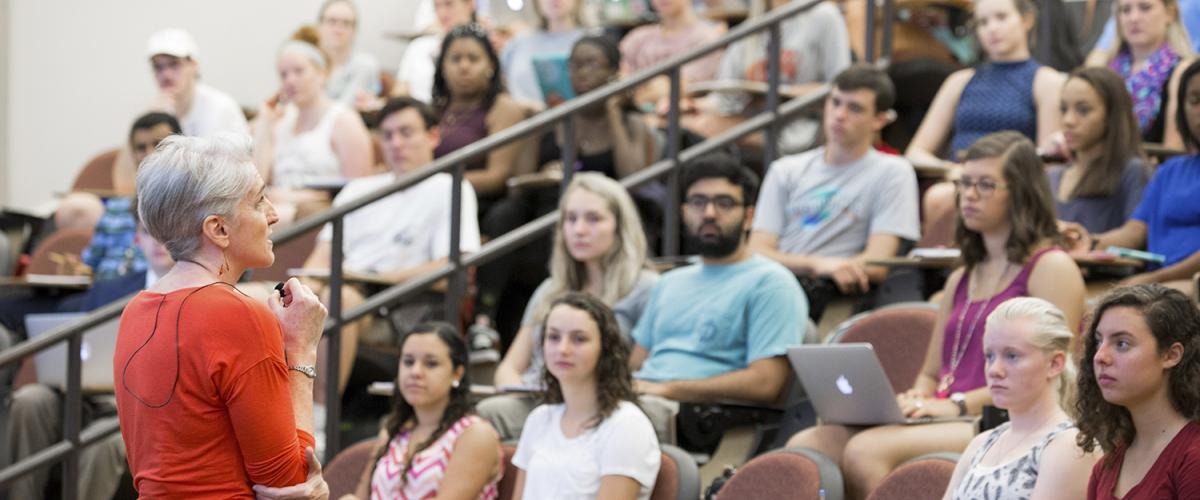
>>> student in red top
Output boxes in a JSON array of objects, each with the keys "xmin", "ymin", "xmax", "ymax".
[
  {"xmin": 1076, "ymin": 284, "xmax": 1200, "ymax": 499},
  {"xmin": 115, "ymin": 133, "xmax": 328, "ymax": 498}
]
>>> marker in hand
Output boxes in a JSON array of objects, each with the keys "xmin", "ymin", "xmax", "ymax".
[{"xmin": 275, "ymin": 281, "xmax": 291, "ymax": 307}]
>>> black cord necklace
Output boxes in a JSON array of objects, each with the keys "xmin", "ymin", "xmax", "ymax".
[{"xmin": 120, "ymin": 281, "xmax": 234, "ymax": 408}]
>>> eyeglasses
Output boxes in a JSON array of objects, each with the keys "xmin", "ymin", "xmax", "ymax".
[
  {"xmin": 952, "ymin": 178, "xmax": 1007, "ymax": 198},
  {"xmin": 685, "ymin": 195, "xmax": 743, "ymax": 213},
  {"xmin": 320, "ymin": 16, "xmax": 356, "ymax": 28}
]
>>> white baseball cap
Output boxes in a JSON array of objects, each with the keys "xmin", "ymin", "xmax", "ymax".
[{"xmin": 146, "ymin": 28, "xmax": 198, "ymax": 59}]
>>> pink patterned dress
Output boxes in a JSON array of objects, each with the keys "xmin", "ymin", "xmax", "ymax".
[{"xmin": 370, "ymin": 415, "xmax": 501, "ymax": 500}]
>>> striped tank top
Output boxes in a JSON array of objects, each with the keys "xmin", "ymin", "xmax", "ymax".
[{"xmin": 370, "ymin": 415, "xmax": 501, "ymax": 500}]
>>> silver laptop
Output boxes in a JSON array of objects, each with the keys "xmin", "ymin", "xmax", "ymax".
[
  {"xmin": 25, "ymin": 313, "xmax": 119, "ymax": 392},
  {"xmin": 788, "ymin": 344, "xmax": 968, "ymax": 426}
]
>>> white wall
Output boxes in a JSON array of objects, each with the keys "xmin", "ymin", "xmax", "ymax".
[{"xmin": 4, "ymin": 0, "xmax": 421, "ymax": 212}]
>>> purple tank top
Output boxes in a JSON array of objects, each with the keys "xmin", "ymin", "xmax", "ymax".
[
  {"xmin": 937, "ymin": 247, "xmax": 1058, "ymax": 397},
  {"xmin": 433, "ymin": 105, "xmax": 489, "ymax": 171}
]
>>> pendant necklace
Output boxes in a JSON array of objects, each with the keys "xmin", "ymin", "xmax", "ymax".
[{"xmin": 939, "ymin": 261, "xmax": 1014, "ymax": 395}]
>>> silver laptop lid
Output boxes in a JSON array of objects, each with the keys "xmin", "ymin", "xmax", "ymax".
[
  {"xmin": 787, "ymin": 343, "xmax": 907, "ymax": 426},
  {"xmin": 24, "ymin": 313, "xmax": 119, "ymax": 391}
]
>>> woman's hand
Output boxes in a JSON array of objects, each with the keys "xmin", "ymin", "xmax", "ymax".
[
  {"xmin": 252, "ymin": 448, "xmax": 330, "ymax": 500},
  {"xmin": 258, "ymin": 93, "xmax": 289, "ymax": 126},
  {"xmin": 898, "ymin": 393, "xmax": 959, "ymax": 419},
  {"xmin": 269, "ymin": 277, "xmax": 327, "ymax": 363},
  {"xmin": 1057, "ymin": 220, "xmax": 1092, "ymax": 254}
]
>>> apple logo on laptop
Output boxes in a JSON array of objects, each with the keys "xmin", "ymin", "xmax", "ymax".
[{"xmin": 836, "ymin": 374, "xmax": 853, "ymax": 395}]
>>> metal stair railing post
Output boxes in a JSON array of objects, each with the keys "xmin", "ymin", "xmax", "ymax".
[
  {"xmin": 326, "ymin": 215, "xmax": 345, "ymax": 458},
  {"xmin": 664, "ymin": 66, "xmax": 682, "ymax": 256},
  {"xmin": 446, "ymin": 161, "xmax": 467, "ymax": 334}
]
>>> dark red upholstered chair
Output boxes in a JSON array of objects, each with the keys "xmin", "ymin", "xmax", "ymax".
[
  {"xmin": 325, "ymin": 437, "xmax": 381, "ymax": 498},
  {"xmin": 652, "ymin": 444, "xmax": 701, "ymax": 500},
  {"xmin": 866, "ymin": 452, "xmax": 958, "ymax": 500},
  {"xmin": 26, "ymin": 227, "xmax": 93, "ymax": 276},
  {"xmin": 717, "ymin": 447, "xmax": 844, "ymax": 500},
  {"xmin": 71, "ymin": 148, "xmax": 120, "ymax": 192},
  {"xmin": 827, "ymin": 302, "xmax": 937, "ymax": 392}
]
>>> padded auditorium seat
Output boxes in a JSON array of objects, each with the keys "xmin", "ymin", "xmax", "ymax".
[
  {"xmin": 717, "ymin": 447, "xmax": 844, "ymax": 500},
  {"xmin": 867, "ymin": 452, "xmax": 959, "ymax": 500},
  {"xmin": 827, "ymin": 302, "xmax": 937, "ymax": 391}
]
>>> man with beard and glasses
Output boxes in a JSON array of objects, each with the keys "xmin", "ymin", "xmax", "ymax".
[{"xmin": 628, "ymin": 153, "xmax": 809, "ymax": 444}]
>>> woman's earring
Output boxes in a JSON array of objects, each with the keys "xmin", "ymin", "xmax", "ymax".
[
  {"xmin": 217, "ymin": 251, "xmax": 230, "ymax": 277},
  {"xmin": 452, "ymin": 379, "xmax": 461, "ymax": 389}
]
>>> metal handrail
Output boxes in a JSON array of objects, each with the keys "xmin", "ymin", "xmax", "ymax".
[{"xmin": 1, "ymin": 0, "xmax": 894, "ymax": 494}]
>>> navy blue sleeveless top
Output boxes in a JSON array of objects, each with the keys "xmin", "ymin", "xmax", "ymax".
[{"xmin": 949, "ymin": 59, "xmax": 1041, "ymax": 157}]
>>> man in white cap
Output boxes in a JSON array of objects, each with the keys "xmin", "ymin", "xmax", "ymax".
[{"xmin": 146, "ymin": 28, "xmax": 249, "ymax": 137}]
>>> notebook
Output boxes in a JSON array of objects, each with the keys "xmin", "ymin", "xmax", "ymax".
[
  {"xmin": 787, "ymin": 344, "xmax": 970, "ymax": 426},
  {"xmin": 532, "ymin": 54, "xmax": 575, "ymax": 108},
  {"xmin": 25, "ymin": 312, "xmax": 120, "ymax": 392}
]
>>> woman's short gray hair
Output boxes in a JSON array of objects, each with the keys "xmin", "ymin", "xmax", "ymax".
[{"xmin": 136, "ymin": 133, "xmax": 259, "ymax": 261}]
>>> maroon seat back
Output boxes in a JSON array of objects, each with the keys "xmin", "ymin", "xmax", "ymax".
[
  {"xmin": 718, "ymin": 447, "xmax": 842, "ymax": 500},
  {"xmin": 325, "ymin": 438, "xmax": 381, "ymax": 499},
  {"xmin": 71, "ymin": 148, "xmax": 120, "ymax": 192},
  {"xmin": 866, "ymin": 454, "xmax": 957, "ymax": 500},
  {"xmin": 27, "ymin": 228, "xmax": 93, "ymax": 276}
]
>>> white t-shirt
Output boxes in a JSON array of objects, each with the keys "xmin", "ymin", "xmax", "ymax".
[
  {"xmin": 272, "ymin": 102, "xmax": 347, "ymax": 188},
  {"xmin": 317, "ymin": 171, "xmax": 481, "ymax": 274},
  {"xmin": 514, "ymin": 402, "xmax": 660, "ymax": 500},
  {"xmin": 396, "ymin": 34, "xmax": 442, "ymax": 104},
  {"xmin": 182, "ymin": 83, "xmax": 250, "ymax": 138},
  {"xmin": 753, "ymin": 147, "xmax": 920, "ymax": 256}
]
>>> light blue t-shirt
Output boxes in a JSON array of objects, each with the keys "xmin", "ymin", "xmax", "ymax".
[
  {"xmin": 1131, "ymin": 154, "xmax": 1200, "ymax": 268},
  {"xmin": 632, "ymin": 255, "xmax": 808, "ymax": 382}
]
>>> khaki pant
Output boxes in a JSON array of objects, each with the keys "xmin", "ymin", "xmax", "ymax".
[{"xmin": 5, "ymin": 384, "xmax": 126, "ymax": 500}]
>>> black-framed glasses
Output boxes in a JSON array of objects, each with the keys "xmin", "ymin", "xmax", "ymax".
[
  {"xmin": 952, "ymin": 178, "xmax": 1006, "ymax": 198},
  {"xmin": 685, "ymin": 195, "xmax": 743, "ymax": 213}
]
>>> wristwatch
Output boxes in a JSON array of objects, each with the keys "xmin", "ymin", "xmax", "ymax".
[
  {"xmin": 949, "ymin": 392, "xmax": 968, "ymax": 416},
  {"xmin": 289, "ymin": 365, "xmax": 317, "ymax": 380}
]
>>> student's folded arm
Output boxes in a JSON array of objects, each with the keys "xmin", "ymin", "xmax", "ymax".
[
  {"xmin": 1095, "ymin": 219, "xmax": 1148, "ymax": 251},
  {"xmin": 906, "ymin": 70, "xmax": 973, "ymax": 167},
  {"xmin": 748, "ymin": 231, "xmax": 815, "ymax": 274},
  {"xmin": 1140, "ymin": 250, "xmax": 1200, "ymax": 284},
  {"xmin": 1032, "ymin": 68, "xmax": 1066, "ymax": 151},
  {"xmin": 659, "ymin": 356, "xmax": 790, "ymax": 404},
  {"xmin": 856, "ymin": 233, "xmax": 903, "ymax": 283},
  {"xmin": 494, "ymin": 325, "xmax": 535, "ymax": 387}
]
